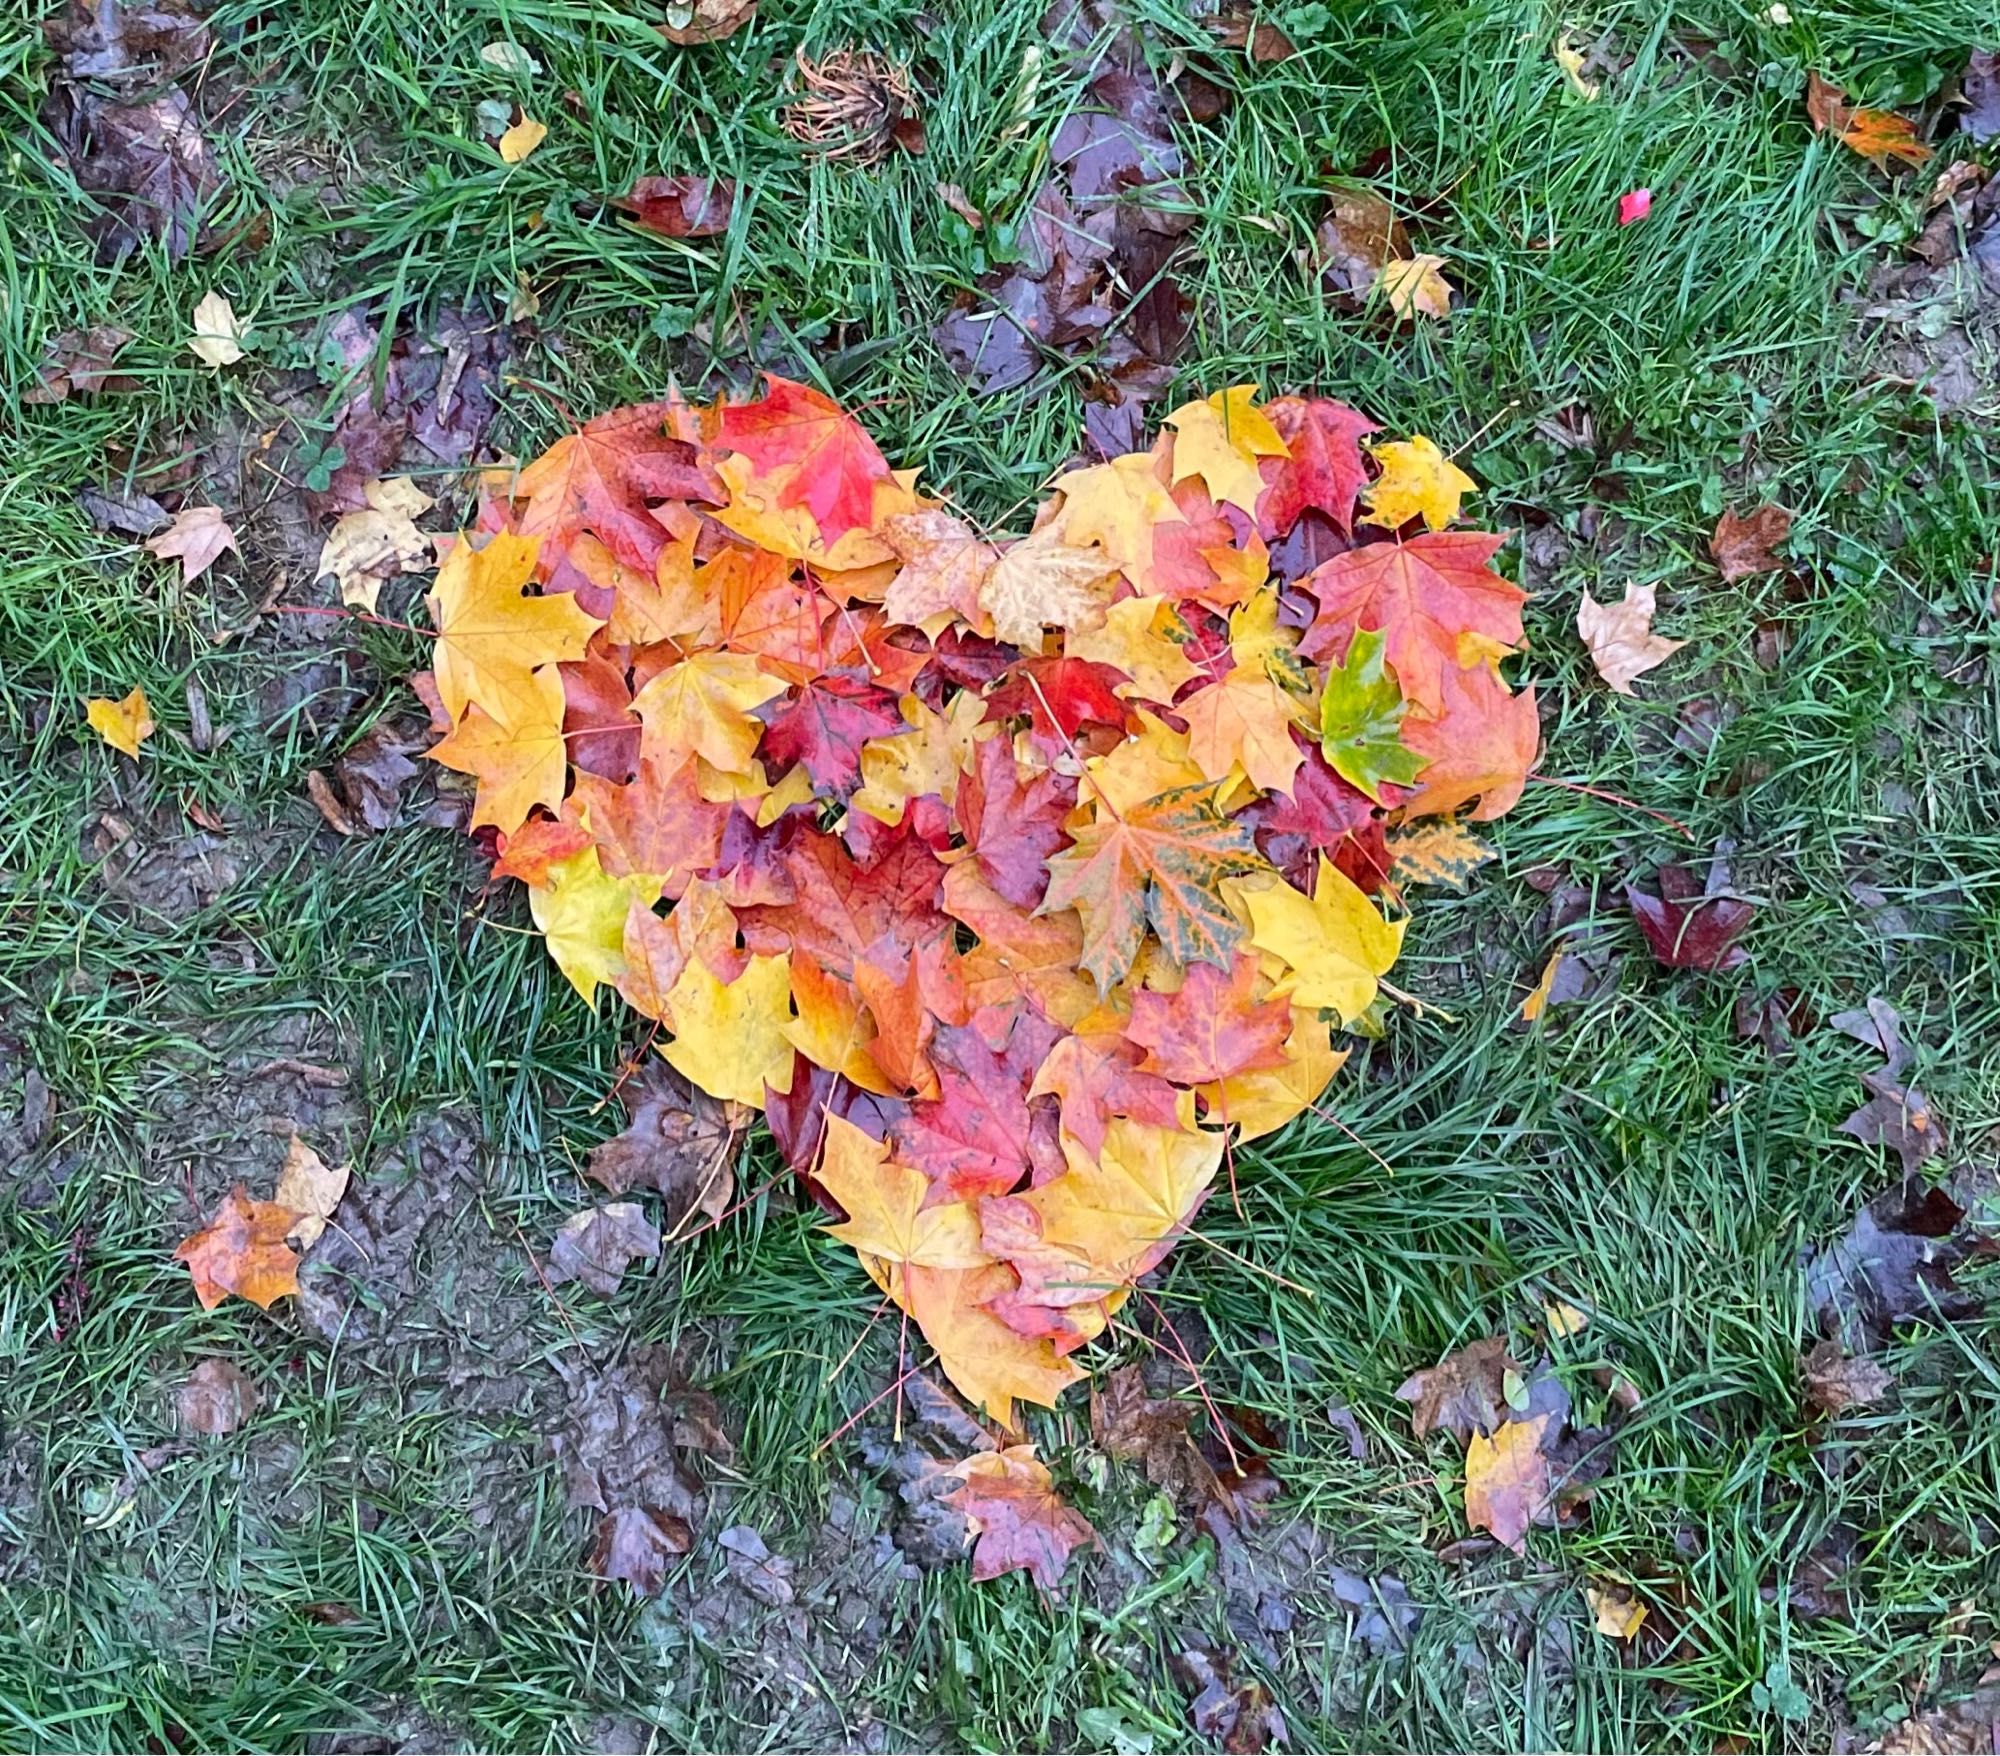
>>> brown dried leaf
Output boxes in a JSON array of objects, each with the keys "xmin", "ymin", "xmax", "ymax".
[
  {"xmin": 176, "ymin": 1359, "xmax": 260, "ymax": 1435},
  {"xmin": 1395, "ymin": 1336, "xmax": 1519, "ymax": 1444},
  {"xmin": 547, "ymin": 1202, "xmax": 662, "ymax": 1295},
  {"xmin": 589, "ymin": 1505, "xmax": 693, "ymax": 1596},
  {"xmin": 587, "ymin": 1060, "xmax": 743, "ymax": 1232},
  {"xmin": 1802, "ymin": 1339, "xmax": 1894, "ymax": 1415},
  {"xmin": 1709, "ymin": 502, "xmax": 1792, "ymax": 581}
]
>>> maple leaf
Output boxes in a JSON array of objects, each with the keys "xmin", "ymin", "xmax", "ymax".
[
  {"xmin": 144, "ymin": 504, "xmax": 237, "ymax": 582},
  {"xmin": 1464, "ymin": 1413, "xmax": 1551, "ymax": 1552},
  {"xmin": 1577, "ymin": 582, "xmax": 1686, "ymax": 694},
  {"xmin": 1361, "ymin": 435, "xmax": 1476, "ymax": 532},
  {"xmin": 630, "ymin": 650, "xmax": 788, "ymax": 777},
  {"xmin": 738, "ymin": 824, "xmax": 949, "ymax": 977},
  {"xmin": 1051, "ymin": 452, "xmax": 1186, "ymax": 596},
  {"xmin": 945, "ymin": 863, "xmax": 1098, "ymax": 1027},
  {"xmin": 1197, "ymin": 1008, "xmax": 1347, "ymax": 1141},
  {"xmin": 1165, "ymin": 386, "xmax": 1289, "ymax": 513},
  {"xmin": 1027, "ymin": 1022, "xmax": 1184, "ymax": 1156},
  {"xmin": 718, "ymin": 373, "xmax": 894, "ymax": 544},
  {"xmin": 498, "ymin": 113, "xmax": 548, "ymax": 163},
  {"xmin": 514, "ymin": 403, "xmax": 718, "ymax": 570},
  {"xmin": 1709, "ymin": 503, "xmax": 1792, "ymax": 582},
  {"xmin": 319, "ymin": 476, "xmax": 434, "ymax": 614},
  {"xmin": 1237, "ymin": 857, "xmax": 1406, "ymax": 1023},
  {"xmin": 816, "ymin": 1115, "xmax": 990, "ymax": 1266},
  {"xmin": 984, "ymin": 656, "xmax": 1130, "ymax": 748},
  {"xmin": 567, "ymin": 753, "xmax": 729, "ymax": 894},
  {"xmin": 175, "ymin": 1185, "xmax": 303, "ymax": 1310},
  {"xmin": 187, "ymin": 289, "xmax": 246, "ymax": 368},
  {"xmin": 529, "ymin": 845, "xmax": 657, "ymax": 1003},
  {"xmin": 1127, "ymin": 955, "xmax": 1293, "ymax": 1085},
  {"xmin": 428, "ymin": 530, "xmax": 602, "ymax": 728},
  {"xmin": 980, "ymin": 1117, "xmax": 1222, "ymax": 1322},
  {"xmin": 853, "ymin": 935, "xmax": 965, "ymax": 1095},
  {"xmin": 945, "ymin": 1444, "xmax": 1098, "ymax": 1589},
  {"xmin": 761, "ymin": 671, "xmax": 907, "ymax": 792},
  {"xmin": 614, "ymin": 173, "xmax": 737, "ymax": 237},
  {"xmin": 662, "ymin": 951, "xmax": 797, "ymax": 1104},
  {"xmin": 881, "ymin": 508, "xmax": 999, "ymax": 628},
  {"xmin": 1245, "ymin": 738, "xmax": 1394, "ymax": 894},
  {"xmin": 1376, "ymin": 253, "xmax": 1453, "ymax": 320},
  {"xmin": 1039, "ymin": 783, "xmax": 1267, "ymax": 992},
  {"xmin": 176, "ymin": 1360, "xmax": 260, "ymax": 1435},
  {"xmin": 587, "ymin": 1059, "xmax": 744, "ymax": 1230},
  {"xmin": 590, "ymin": 1506, "xmax": 693, "ymax": 1596},
  {"xmin": 1395, "ymin": 1336, "xmax": 1521, "ymax": 1443},
  {"xmin": 1397, "ymin": 661, "xmax": 1539, "ymax": 823},
  {"xmin": 1179, "ymin": 666, "xmax": 1307, "ymax": 795},
  {"xmin": 426, "ymin": 662, "xmax": 570, "ymax": 834},
  {"xmin": 1625, "ymin": 849, "xmax": 1754, "ymax": 972},
  {"xmin": 980, "ymin": 526, "xmax": 1120, "ymax": 648},
  {"xmin": 1805, "ymin": 72, "xmax": 1931, "ymax": 168},
  {"xmin": 872, "ymin": 1258, "xmax": 1086, "ymax": 1428},
  {"xmin": 84, "ymin": 685, "xmax": 154, "ymax": 758},
  {"xmin": 1317, "ymin": 626, "xmax": 1427, "ymax": 802},
  {"xmin": 1385, "ymin": 820, "xmax": 1494, "ymax": 891},
  {"xmin": 850, "ymin": 690, "xmax": 987, "ymax": 827},
  {"xmin": 1064, "ymin": 594, "xmax": 1202, "ymax": 704},
  {"xmin": 893, "ymin": 1008, "xmax": 1068, "ymax": 1199},
  {"xmin": 1257, "ymin": 396, "xmax": 1378, "ymax": 536},
  {"xmin": 273, "ymin": 1134, "xmax": 348, "ymax": 1249},
  {"xmin": 1297, "ymin": 531, "xmax": 1527, "ymax": 717},
  {"xmin": 952, "ymin": 739, "xmax": 1075, "ymax": 910},
  {"xmin": 784, "ymin": 955, "xmax": 899, "ymax": 1095},
  {"xmin": 548, "ymin": 1203, "xmax": 662, "ymax": 1295}
]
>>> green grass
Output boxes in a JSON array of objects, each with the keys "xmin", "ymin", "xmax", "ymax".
[{"xmin": 5, "ymin": 0, "xmax": 2000, "ymax": 1747}]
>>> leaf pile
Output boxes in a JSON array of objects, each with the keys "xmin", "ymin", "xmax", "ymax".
[{"xmin": 409, "ymin": 376, "xmax": 1536, "ymax": 1450}]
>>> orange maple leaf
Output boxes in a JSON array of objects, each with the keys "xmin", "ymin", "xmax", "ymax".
[
  {"xmin": 718, "ymin": 374, "xmax": 895, "ymax": 544},
  {"xmin": 513, "ymin": 403, "xmax": 720, "ymax": 569},
  {"xmin": 175, "ymin": 1185, "xmax": 304, "ymax": 1310},
  {"xmin": 1397, "ymin": 661, "xmax": 1540, "ymax": 823}
]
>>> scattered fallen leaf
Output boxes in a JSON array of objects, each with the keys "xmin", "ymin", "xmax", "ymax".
[
  {"xmin": 1464, "ymin": 1412, "xmax": 1551, "ymax": 1551},
  {"xmin": 84, "ymin": 686, "xmax": 155, "ymax": 758},
  {"xmin": 1807, "ymin": 73, "xmax": 1932, "ymax": 168},
  {"xmin": 24, "ymin": 324, "xmax": 133, "ymax": 404},
  {"xmin": 1586, "ymin": 1580, "xmax": 1649, "ymax": 1639},
  {"xmin": 174, "ymin": 1185, "xmax": 304, "ymax": 1310},
  {"xmin": 499, "ymin": 114, "xmax": 547, "ymax": 163},
  {"xmin": 1803, "ymin": 1178, "xmax": 1981, "ymax": 1344},
  {"xmin": 1709, "ymin": 504, "xmax": 1792, "ymax": 581},
  {"xmin": 145, "ymin": 504, "xmax": 239, "ymax": 583},
  {"xmin": 1545, "ymin": 1301, "xmax": 1590, "ymax": 1339},
  {"xmin": 479, "ymin": 40, "xmax": 540, "ymax": 74},
  {"xmin": 945, "ymin": 1443, "xmax": 1098, "ymax": 1588},
  {"xmin": 588, "ymin": 1059, "xmax": 743, "ymax": 1233},
  {"xmin": 317, "ymin": 476, "xmax": 436, "ymax": 613},
  {"xmin": 1576, "ymin": 580, "xmax": 1686, "ymax": 693},
  {"xmin": 1626, "ymin": 846, "xmax": 1754, "ymax": 971},
  {"xmin": 1555, "ymin": 33, "xmax": 1599, "ymax": 99},
  {"xmin": 1396, "ymin": 1337, "xmax": 1519, "ymax": 1444},
  {"xmin": 1361, "ymin": 434, "xmax": 1477, "ymax": 532},
  {"xmin": 547, "ymin": 1202, "xmax": 663, "ymax": 1294},
  {"xmin": 718, "ymin": 1524, "xmax": 797, "ymax": 1604},
  {"xmin": 1802, "ymin": 1339, "xmax": 1894, "ymax": 1415},
  {"xmin": 273, "ymin": 1133, "xmax": 349, "ymax": 1249},
  {"xmin": 1376, "ymin": 253, "xmax": 1453, "ymax": 320},
  {"xmin": 615, "ymin": 174, "xmax": 738, "ymax": 238},
  {"xmin": 589, "ymin": 1505, "xmax": 693, "ymax": 1596},
  {"xmin": 187, "ymin": 289, "xmax": 246, "ymax": 367},
  {"xmin": 1618, "ymin": 187, "xmax": 1651, "ymax": 225},
  {"xmin": 176, "ymin": 1359, "xmax": 260, "ymax": 1435},
  {"xmin": 656, "ymin": 0, "xmax": 756, "ymax": 45},
  {"xmin": 1316, "ymin": 186, "xmax": 1410, "ymax": 302}
]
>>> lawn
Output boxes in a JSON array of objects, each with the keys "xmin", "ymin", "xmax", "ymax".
[{"xmin": 3, "ymin": 0, "xmax": 1999, "ymax": 1750}]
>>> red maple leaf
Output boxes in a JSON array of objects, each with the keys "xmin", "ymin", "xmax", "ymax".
[
  {"xmin": 766, "ymin": 1054, "xmax": 908, "ymax": 1179},
  {"xmin": 1244, "ymin": 738, "xmax": 1394, "ymax": 893},
  {"xmin": 1297, "ymin": 531, "xmax": 1527, "ymax": 716},
  {"xmin": 566, "ymin": 754, "xmax": 730, "ymax": 895},
  {"xmin": 718, "ymin": 373, "xmax": 893, "ymax": 543},
  {"xmin": 514, "ymin": 403, "xmax": 720, "ymax": 571},
  {"xmin": 1255, "ymin": 396, "xmax": 1379, "ymax": 538},
  {"xmin": 1626, "ymin": 848, "xmax": 1755, "ymax": 972},
  {"xmin": 1027, "ymin": 1022, "xmax": 1183, "ymax": 1156},
  {"xmin": 760, "ymin": 670, "xmax": 907, "ymax": 792},
  {"xmin": 893, "ymin": 1006, "xmax": 1068, "ymax": 1200},
  {"xmin": 1125, "ymin": 954, "xmax": 1294, "ymax": 1085},
  {"xmin": 738, "ymin": 824, "xmax": 949, "ymax": 977},
  {"xmin": 985, "ymin": 657, "xmax": 1130, "ymax": 746},
  {"xmin": 955, "ymin": 736, "xmax": 1077, "ymax": 909},
  {"xmin": 559, "ymin": 652, "xmax": 640, "ymax": 782}
]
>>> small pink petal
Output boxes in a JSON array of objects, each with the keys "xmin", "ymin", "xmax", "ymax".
[{"xmin": 1618, "ymin": 188, "xmax": 1652, "ymax": 225}]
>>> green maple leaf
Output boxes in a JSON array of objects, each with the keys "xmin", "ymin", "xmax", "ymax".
[{"xmin": 1318, "ymin": 627, "xmax": 1429, "ymax": 802}]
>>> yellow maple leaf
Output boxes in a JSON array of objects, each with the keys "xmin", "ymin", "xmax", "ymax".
[
  {"xmin": 1363, "ymin": 435, "xmax": 1478, "ymax": 532},
  {"xmin": 1376, "ymin": 253, "xmax": 1454, "ymax": 320},
  {"xmin": 709, "ymin": 452, "xmax": 903, "ymax": 571},
  {"xmin": 1065, "ymin": 595, "xmax": 1202, "ymax": 704},
  {"xmin": 630, "ymin": 649, "xmax": 787, "ymax": 776},
  {"xmin": 783, "ymin": 960, "xmax": 898, "ymax": 1095},
  {"xmin": 1076, "ymin": 710, "xmax": 1207, "ymax": 819},
  {"xmin": 661, "ymin": 950, "xmax": 796, "ymax": 1106},
  {"xmin": 1164, "ymin": 385, "xmax": 1288, "ymax": 513},
  {"xmin": 592, "ymin": 529, "xmax": 718, "ymax": 648},
  {"xmin": 1051, "ymin": 452, "xmax": 1185, "ymax": 596},
  {"xmin": 816, "ymin": 1115, "xmax": 989, "ymax": 1267},
  {"xmin": 498, "ymin": 114, "xmax": 547, "ymax": 163},
  {"xmin": 1464, "ymin": 1413, "xmax": 1551, "ymax": 1552},
  {"xmin": 426, "ymin": 662, "xmax": 569, "ymax": 834},
  {"xmin": 1179, "ymin": 666, "xmax": 1306, "ymax": 795},
  {"xmin": 427, "ymin": 530, "xmax": 601, "ymax": 727},
  {"xmin": 979, "ymin": 525, "xmax": 1119, "ymax": 648},
  {"xmin": 528, "ymin": 845, "xmax": 659, "ymax": 1004},
  {"xmin": 1198, "ymin": 1009, "xmax": 1348, "ymax": 1141},
  {"xmin": 849, "ymin": 690, "xmax": 989, "ymax": 825},
  {"xmin": 1235, "ymin": 857, "xmax": 1406, "ymax": 1023},
  {"xmin": 84, "ymin": 686, "xmax": 155, "ymax": 758}
]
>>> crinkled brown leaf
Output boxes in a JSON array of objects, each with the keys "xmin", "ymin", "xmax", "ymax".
[
  {"xmin": 1395, "ymin": 1336, "xmax": 1519, "ymax": 1444},
  {"xmin": 1709, "ymin": 503, "xmax": 1792, "ymax": 582},
  {"xmin": 589, "ymin": 1505, "xmax": 693, "ymax": 1596},
  {"xmin": 547, "ymin": 1202, "xmax": 662, "ymax": 1295},
  {"xmin": 176, "ymin": 1358, "xmax": 260, "ymax": 1435},
  {"xmin": 587, "ymin": 1060, "xmax": 743, "ymax": 1232}
]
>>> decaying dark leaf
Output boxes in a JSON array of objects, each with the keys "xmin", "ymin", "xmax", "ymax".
[
  {"xmin": 546, "ymin": 1202, "xmax": 662, "ymax": 1295},
  {"xmin": 52, "ymin": 85, "xmax": 226, "ymax": 261},
  {"xmin": 1394, "ymin": 1335, "xmax": 1518, "ymax": 1444},
  {"xmin": 1804, "ymin": 1178, "xmax": 1984, "ymax": 1344},
  {"xmin": 587, "ymin": 1059, "xmax": 743, "ymax": 1231},
  {"xmin": 1091, "ymin": 1364, "xmax": 1219, "ymax": 1501},
  {"xmin": 614, "ymin": 175, "xmax": 739, "ymax": 239},
  {"xmin": 1625, "ymin": 845, "xmax": 1754, "ymax": 972},
  {"xmin": 317, "ymin": 720, "xmax": 425, "ymax": 834},
  {"xmin": 23, "ymin": 324, "xmax": 134, "ymax": 405},
  {"xmin": 589, "ymin": 1505, "xmax": 693, "ymax": 1596},
  {"xmin": 1802, "ymin": 1339, "xmax": 1894, "ymax": 1415},
  {"xmin": 175, "ymin": 1358, "xmax": 260, "ymax": 1434},
  {"xmin": 44, "ymin": 0, "xmax": 212, "ymax": 80},
  {"xmin": 1176, "ymin": 1646, "xmax": 1288, "ymax": 1755},
  {"xmin": 1963, "ymin": 50, "xmax": 2000, "ymax": 143},
  {"xmin": 78, "ymin": 482, "xmax": 171, "ymax": 536},
  {"xmin": 718, "ymin": 1523, "xmax": 798, "ymax": 1604},
  {"xmin": 1204, "ymin": 4, "xmax": 1295, "ymax": 63},
  {"xmin": 1316, "ymin": 186, "xmax": 1410, "ymax": 301},
  {"xmin": 1833, "ymin": 996, "xmax": 1945, "ymax": 1176}
]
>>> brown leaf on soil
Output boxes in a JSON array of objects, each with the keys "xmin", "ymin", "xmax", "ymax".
[
  {"xmin": 45, "ymin": 0, "xmax": 212, "ymax": 80},
  {"xmin": 1802, "ymin": 1339, "xmax": 1894, "ymax": 1415},
  {"xmin": 589, "ymin": 1505, "xmax": 693, "ymax": 1596},
  {"xmin": 176, "ymin": 1359, "xmax": 260, "ymax": 1435},
  {"xmin": 23, "ymin": 324, "xmax": 134, "ymax": 404},
  {"xmin": 1709, "ymin": 503, "xmax": 1792, "ymax": 581},
  {"xmin": 1091, "ymin": 1364, "xmax": 1219, "ymax": 1501},
  {"xmin": 1463, "ymin": 1411, "xmax": 1552, "ymax": 1552},
  {"xmin": 174, "ymin": 1185, "xmax": 304, "ymax": 1310},
  {"xmin": 655, "ymin": 0, "xmax": 755, "ymax": 45},
  {"xmin": 1177, "ymin": 1646, "xmax": 1289, "ymax": 1755},
  {"xmin": 1204, "ymin": 5, "xmax": 1295, "ymax": 62},
  {"xmin": 546, "ymin": 1202, "xmax": 662, "ymax": 1295},
  {"xmin": 1395, "ymin": 1336, "xmax": 1519, "ymax": 1444},
  {"xmin": 144, "ymin": 504, "xmax": 238, "ymax": 583},
  {"xmin": 318, "ymin": 720, "xmax": 426, "ymax": 835},
  {"xmin": 718, "ymin": 1524, "xmax": 798, "ymax": 1604},
  {"xmin": 614, "ymin": 175, "xmax": 738, "ymax": 239},
  {"xmin": 587, "ymin": 1060, "xmax": 743, "ymax": 1232},
  {"xmin": 945, "ymin": 1444, "xmax": 1098, "ymax": 1589},
  {"xmin": 273, "ymin": 1133, "xmax": 349, "ymax": 1250}
]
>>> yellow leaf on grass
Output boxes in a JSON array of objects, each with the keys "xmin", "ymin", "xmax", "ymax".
[
  {"xmin": 84, "ymin": 686, "xmax": 155, "ymax": 758},
  {"xmin": 1362, "ymin": 435, "xmax": 1477, "ymax": 532},
  {"xmin": 630, "ymin": 649, "xmax": 788, "ymax": 776},
  {"xmin": 428, "ymin": 530, "xmax": 600, "ymax": 727},
  {"xmin": 1464, "ymin": 1412, "xmax": 1551, "ymax": 1552},
  {"xmin": 1236, "ymin": 857, "xmax": 1406, "ymax": 1023},
  {"xmin": 662, "ymin": 951, "xmax": 796, "ymax": 1105},
  {"xmin": 426, "ymin": 662, "xmax": 569, "ymax": 834},
  {"xmin": 1165, "ymin": 385, "xmax": 1288, "ymax": 513},
  {"xmin": 188, "ymin": 289, "xmax": 247, "ymax": 368},
  {"xmin": 1586, "ymin": 1582, "xmax": 1648, "ymax": 1640},
  {"xmin": 1520, "ymin": 950, "xmax": 1562, "ymax": 1023},
  {"xmin": 816, "ymin": 1115, "xmax": 989, "ymax": 1268},
  {"xmin": 273, "ymin": 1134, "xmax": 350, "ymax": 1250},
  {"xmin": 979, "ymin": 525, "xmax": 1118, "ymax": 649},
  {"xmin": 1576, "ymin": 581, "xmax": 1686, "ymax": 695},
  {"xmin": 499, "ymin": 114, "xmax": 548, "ymax": 162},
  {"xmin": 1545, "ymin": 1300, "xmax": 1590, "ymax": 1339},
  {"xmin": 1376, "ymin": 253, "xmax": 1453, "ymax": 320}
]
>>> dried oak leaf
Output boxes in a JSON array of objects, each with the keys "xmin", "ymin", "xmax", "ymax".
[
  {"xmin": 1395, "ymin": 1336, "xmax": 1520, "ymax": 1444},
  {"xmin": 588, "ymin": 1059, "xmax": 742, "ymax": 1231},
  {"xmin": 176, "ymin": 1358, "xmax": 260, "ymax": 1435},
  {"xmin": 1709, "ymin": 503, "xmax": 1792, "ymax": 582},
  {"xmin": 944, "ymin": 1443, "xmax": 1098, "ymax": 1589},
  {"xmin": 547, "ymin": 1202, "xmax": 662, "ymax": 1295}
]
